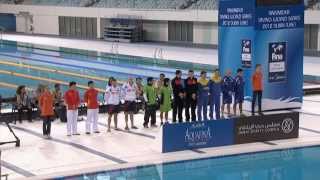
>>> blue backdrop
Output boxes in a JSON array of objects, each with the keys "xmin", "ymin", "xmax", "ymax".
[{"xmin": 218, "ymin": 0, "xmax": 304, "ymax": 111}]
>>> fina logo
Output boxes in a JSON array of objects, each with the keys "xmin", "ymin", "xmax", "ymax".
[
  {"xmin": 271, "ymin": 43, "xmax": 284, "ymax": 61},
  {"xmin": 242, "ymin": 40, "xmax": 251, "ymax": 53},
  {"xmin": 281, "ymin": 118, "xmax": 294, "ymax": 134}
]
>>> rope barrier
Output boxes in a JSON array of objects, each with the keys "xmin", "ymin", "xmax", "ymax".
[{"xmin": 0, "ymin": 60, "xmax": 109, "ymax": 82}]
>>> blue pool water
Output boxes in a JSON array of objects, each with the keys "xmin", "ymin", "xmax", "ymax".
[
  {"xmin": 56, "ymin": 146, "xmax": 320, "ymax": 180},
  {"xmin": 0, "ymin": 40, "xmax": 216, "ymax": 99}
]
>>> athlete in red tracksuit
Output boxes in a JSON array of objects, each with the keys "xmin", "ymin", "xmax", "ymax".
[
  {"xmin": 64, "ymin": 81, "xmax": 80, "ymax": 136},
  {"xmin": 84, "ymin": 81, "xmax": 100, "ymax": 134}
]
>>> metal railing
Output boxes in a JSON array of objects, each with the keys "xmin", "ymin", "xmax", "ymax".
[
  {"xmin": 110, "ymin": 42, "xmax": 119, "ymax": 54},
  {"xmin": 0, "ymin": 28, "xmax": 4, "ymax": 42},
  {"xmin": 153, "ymin": 48, "xmax": 164, "ymax": 59},
  {"xmin": 0, "ymin": 150, "xmax": 9, "ymax": 180}
]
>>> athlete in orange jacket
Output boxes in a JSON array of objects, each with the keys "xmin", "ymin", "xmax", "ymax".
[
  {"xmin": 39, "ymin": 86, "xmax": 54, "ymax": 138},
  {"xmin": 252, "ymin": 64, "xmax": 263, "ymax": 115}
]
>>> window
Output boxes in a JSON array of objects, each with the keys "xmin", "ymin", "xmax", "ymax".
[
  {"xmin": 168, "ymin": 21, "xmax": 193, "ymax": 42},
  {"xmin": 58, "ymin": 16, "xmax": 97, "ymax": 39},
  {"xmin": 304, "ymin": 24, "xmax": 319, "ymax": 50}
]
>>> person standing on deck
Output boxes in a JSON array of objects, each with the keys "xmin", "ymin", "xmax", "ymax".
[
  {"xmin": 143, "ymin": 77, "xmax": 158, "ymax": 128},
  {"xmin": 171, "ymin": 70, "xmax": 185, "ymax": 123},
  {"xmin": 84, "ymin": 81, "xmax": 100, "ymax": 134},
  {"xmin": 184, "ymin": 70, "xmax": 198, "ymax": 122},
  {"xmin": 64, "ymin": 82, "xmax": 80, "ymax": 136},
  {"xmin": 39, "ymin": 85, "xmax": 54, "ymax": 139},
  {"xmin": 159, "ymin": 78, "xmax": 172, "ymax": 125},
  {"xmin": 105, "ymin": 78, "xmax": 121, "ymax": 132},
  {"xmin": 197, "ymin": 71, "xmax": 210, "ymax": 121},
  {"xmin": 209, "ymin": 69, "xmax": 222, "ymax": 120},
  {"xmin": 251, "ymin": 64, "xmax": 263, "ymax": 116},
  {"xmin": 222, "ymin": 69, "xmax": 234, "ymax": 117},
  {"xmin": 121, "ymin": 77, "xmax": 139, "ymax": 130},
  {"xmin": 234, "ymin": 68, "xmax": 245, "ymax": 116}
]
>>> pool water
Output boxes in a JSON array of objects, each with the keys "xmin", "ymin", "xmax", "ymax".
[
  {"xmin": 56, "ymin": 146, "xmax": 320, "ymax": 180},
  {"xmin": 0, "ymin": 40, "xmax": 216, "ymax": 99}
]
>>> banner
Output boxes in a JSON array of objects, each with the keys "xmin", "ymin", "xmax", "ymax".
[
  {"xmin": 219, "ymin": 0, "xmax": 304, "ymax": 111},
  {"xmin": 234, "ymin": 112, "xmax": 299, "ymax": 144},
  {"xmin": 162, "ymin": 112, "xmax": 299, "ymax": 153},
  {"xmin": 254, "ymin": 2, "xmax": 304, "ymax": 110},
  {"xmin": 218, "ymin": 0, "xmax": 255, "ymax": 99},
  {"xmin": 162, "ymin": 120, "xmax": 234, "ymax": 153}
]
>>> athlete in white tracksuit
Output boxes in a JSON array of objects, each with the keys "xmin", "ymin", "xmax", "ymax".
[
  {"xmin": 121, "ymin": 78, "xmax": 138, "ymax": 130},
  {"xmin": 105, "ymin": 78, "xmax": 121, "ymax": 132}
]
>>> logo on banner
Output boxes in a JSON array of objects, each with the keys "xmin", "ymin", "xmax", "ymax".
[
  {"xmin": 184, "ymin": 123, "xmax": 213, "ymax": 146},
  {"xmin": 281, "ymin": 118, "xmax": 294, "ymax": 134},
  {"xmin": 241, "ymin": 40, "xmax": 252, "ymax": 68},
  {"xmin": 268, "ymin": 42, "xmax": 287, "ymax": 83}
]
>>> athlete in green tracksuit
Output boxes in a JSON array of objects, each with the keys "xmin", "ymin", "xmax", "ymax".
[
  {"xmin": 159, "ymin": 78, "xmax": 172, "ymax": 125},
  {"xmin": 143, "ymin": 77, "xmax": 158, "ymax": 128}
]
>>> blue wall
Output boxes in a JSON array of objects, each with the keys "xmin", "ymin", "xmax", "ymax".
[{"xmin": 0, "ymin": 13, "xmax": 16, "ymax": 31}]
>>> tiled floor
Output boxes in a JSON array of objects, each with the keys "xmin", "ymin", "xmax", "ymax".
[{"xmin": 1, "ymin": 95, "xmax": 320, "ymax": 180}]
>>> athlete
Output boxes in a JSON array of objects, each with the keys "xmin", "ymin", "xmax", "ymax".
[
  {"xmin": 222, "ymin": 69, "xmax": 234, "ymax": 117},
  {"xmin": 121, "ymin": 77, "xmax": 138, "ymax": 130},
  {"xmin": 159, "ymin": 78, "xmax": 172, "ymax": 125},
  {"xmin": 209, "ymin": 69, "xmax": 222, "ymax": 120},
  {"xmin": 234, "ymin": 68, "xmax": 245, "ymax": 116},
  {"xmin": 252, "ymin": 64, "xmax": 263, "ymax": 115},
  {"xmin": 84, "ymin": 81, "xmax": 100, "ymax": 134},
  {"xmin": 105, "ymin": 78, "xmax": 121, "ymax": 132},
  {"xmin": 64, "ymin": 81, "xmax": 80, "ymax": 136},
  {"xmin": 184, "ymin": 70, "xmax": 198, "ymax": 122},
  {"xmin": 197, "ymin": 71, "xmax": 210, "ymax": 121},
  {"xmin": 143, "ymin": 77, "xmax": 158, "ymax": 128},
  {"xmin": 171, "ymin": 70, "xmax": 184, "ymax": 123},
  {"xmin": 39, "ymin": 85, "xmax": 54, "ymax": 139}
]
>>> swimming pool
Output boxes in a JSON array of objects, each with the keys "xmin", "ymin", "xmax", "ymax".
[
  {"xmin": 55, "ymin": 145, "xmax": 320, "ymax": 180},
  {"xmin": 0, "ymin": 39, "xmax": 216, "ymax": 99}
]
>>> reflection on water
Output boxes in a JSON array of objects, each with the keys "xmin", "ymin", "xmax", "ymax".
[{"xmin": 57, "ymin": 146, "xmax": 320, "ymax": 180}]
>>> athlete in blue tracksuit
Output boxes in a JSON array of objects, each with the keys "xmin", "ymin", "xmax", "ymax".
[
  {"xmin": 234, "ymin": 68, "xmax": 245, "ymax": 116},
  {"xmin": 222, "ymin": 69, "xmax": 234, "ymax": 116},
  {"xmin": 209, "ymin": 69, "xmax": 222, "ymax": 120},
  {"xmin": 197, "ymin": 71, "xmax": 210, "ymax": 121}
]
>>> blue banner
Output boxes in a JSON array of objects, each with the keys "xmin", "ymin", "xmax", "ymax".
[
  {"xmin": 161, "ymin": 112, "xmax": 299, "ymax": 153},
  {"xmin": 219, "ymin": 0, "xmax": 304, "ymax": 111},
  {"xmin": 162, "ymin": 120, "xmax": 234, "ymax": 153}
]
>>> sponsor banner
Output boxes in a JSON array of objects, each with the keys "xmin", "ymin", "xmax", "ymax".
[
  {"xmin": 268, "ymin": 42, "xmax": 287, "ymax": 82},
  {"xmin": 241, "ymin": 39, "xmax": 252, "ymax": 68},
  {"xmin": 162, "ymin": 120, "xmax": 234, "ymax": 153},
  {"xmin": 234, "ymin": 112, "xmax": 299, "ymax": 144}
]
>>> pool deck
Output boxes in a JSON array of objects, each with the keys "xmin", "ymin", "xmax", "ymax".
[
  {"xmin": 0, "ymin": 33, "xmax": 217, "ymax": 66},
  {"xmin": 1, "ymin": 95, "xmax": 320, "ymax": 179},
  {"xmin": 1, "ymin": 33, "xmax": 320, "ymax": 78},
  {"xmin": 0, "ymin": 34, "xmax": 320, "ymax": 179}
]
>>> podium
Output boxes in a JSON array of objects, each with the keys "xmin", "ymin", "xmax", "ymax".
[
  {"xmin": 218, "ymin": 0, "xmax": 304, "ymax": 111},
  {"xmin": 161, "ymin": 112, "xmax": 299, "ymax": 153}
]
